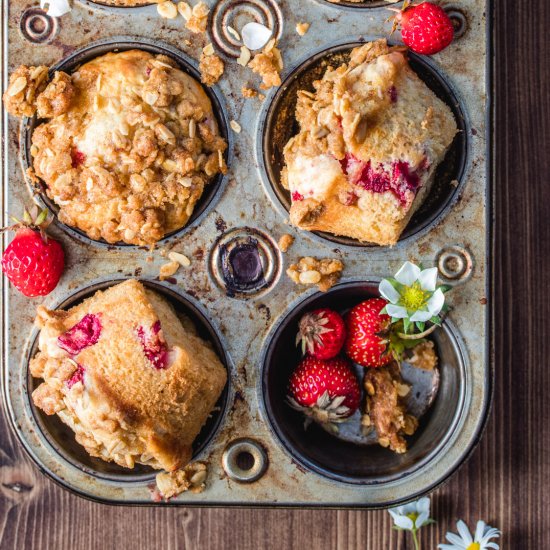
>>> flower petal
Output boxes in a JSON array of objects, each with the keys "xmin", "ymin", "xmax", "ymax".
[
  {"xmin": 386, "ymin": 304, "xmax": 409, "ymax": 319},
  {"xmin": 417, "ymin": 267, "xmax": 439, "ymax": 291},
  {"xmin": 417, "ymin": 497, "xmax": 431, "ymax": 513},
  {"xmin": 474, "ymin": 520, "xmax": 487, "ymax": 542},
  {"xmin": 379, "ymin": 279, "xmax": 400, "ymax": 304},
  {"xmin": 457, "ymin": 520, "xmax": 473, "ymax": 545},
  {"xmin": 410, "ymin": 309, "xmax": 433, "ymax": 322},
  {"xmin": 241, "ymin": 22, "xmax": 273, "ymax": 51},
  {"xmin": 426, "ymin": 288, "xmax": 445, "ymax": 316},
  {"xmin": 41, "ymin": 0, "xmax": 72, "ymax": 16},
  {"xmin": 438, "ymin": 545, "xmax": 459, "ymax": 550},
  {"xmin": 416, "ymin": 511, "xmax": 429, "ymax": 528},
  {"xmin": 485, "ymin": 543, "xmax": 500, "ymax": 550},
  {"xmin": 395, "ymin": 261, "xmax": 421, "ymax": 286},
  {"xmin": 392, "ymin": 514, "xmax": 414, "ymax": 530}
]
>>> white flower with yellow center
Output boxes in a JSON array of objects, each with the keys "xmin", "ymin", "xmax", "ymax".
[
  {"xmin": 439, "ymin": 520, "xmax": 501, "ymax": 550},
  {"xmin": 379, "ymin": 261, "xmax": 448, "ymax": 334},
  {"xmin": 388, "ymin": 497, "xmax": 435, "ymax": 550}
]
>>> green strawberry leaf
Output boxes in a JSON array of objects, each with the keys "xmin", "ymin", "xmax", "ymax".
[
  {"xmin": 403, "ymin": 318, "xmax": 411, "ymax": 334},
  {"xmin": 416, "ymin": 321, "xmax": 425, "ymax": 332},
  {"xmin": 430, "ymin": 316, "xmax": 442, "ymax": 326},
  {"xmin": 439, "ymin": 284, "xmax": 453, "ymax": 294}
]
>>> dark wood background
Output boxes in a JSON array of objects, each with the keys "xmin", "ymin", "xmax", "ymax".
[{"xmin": 1, "ymin": 1, "xmax": 548, "ymax": 548}]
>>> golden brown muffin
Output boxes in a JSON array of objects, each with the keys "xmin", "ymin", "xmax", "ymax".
[
  {"xmin": 282, "ymin": 39, "xmax": 457, "ymax": 246},
  {"xmin": 3, "ymin": 50, "xmax": 227, "ymax": 245},
  {"xmin": 30, "ymin": 280, "xmax": 227, "ymax": 472}
]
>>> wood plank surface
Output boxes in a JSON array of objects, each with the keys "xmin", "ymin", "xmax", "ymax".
[{"xmin": 1, "ymin": 1, "xmax": 549, "ymax": 548}]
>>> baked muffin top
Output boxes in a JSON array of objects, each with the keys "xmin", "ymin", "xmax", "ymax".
[
  {"xmin": 282, "ymin": 39, "xmax": 457, "ymax": 246},
  {"xmin": 4, "ymin": 50, "xmax": 227, "ymax": 245},
  {"xmin": 30, "ymin": 280, "xmax": 227, "ymax": 472}
]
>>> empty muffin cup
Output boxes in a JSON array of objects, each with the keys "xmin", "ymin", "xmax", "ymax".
[
  {"xmin": 258, "ymin": 40, "xmax": 469, "ymax": 248},
  {"xmin": 26, "ymin": 278, "xmax": 230, "ymax": 483},
  {"xmin": 20, "ymin": 36, "xmax": 231, "ymax": 248},
  {"xmin": 260, "ymin": 280, "xmax": 467, "ymax": 485}
]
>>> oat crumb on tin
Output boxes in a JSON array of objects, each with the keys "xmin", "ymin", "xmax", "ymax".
[
  {"xmin": 296, "ymin": 22, "xmax": 310, "ymax": 36},
  {"xmin": 286, "ymin": 256, "xmax": 343, "ymax": 292},
  {"xmin": 159, "ymin": 261, "xmax": 180, "ymax": 280},
  {"xmin": 278, "ymin": 234, "xmax": 294, "ymax": 253},
  {"xmin": 199, "ymin": 52, "xmax": 224, "ymax": 86},
  {"xmin": 230, "ymin": 120, "xmax": 242, "ymax": 133},
  {"xmin": 248, "ymin": 40, "xmax": 283, "ymax": 90},
  {"xmin": 241, "ymin": 86, "xmax": 258, "ymax": 98},
  {"xmin": 155, "ymin": 462, "xmax": 208, "ymax": 499},
  {"xmin": 185, "ymin": 1, "xmax": 210, "ymax": 34},
  {"xmin": 157, "ymin": 0, "xmax": 178, "ymax": 19}
]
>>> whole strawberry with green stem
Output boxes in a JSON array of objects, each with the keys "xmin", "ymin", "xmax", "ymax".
[
  {"xmin": 1, "ymin": 207, "xmax": 65, "ymax": 297},
  {"xmin": 296, "ymin": 308, "xmax": 346, "ymax": 360},
  {"xmin": 288, "ymin": 356, "xmax": 361, "ymax": 428},
  {"xmin": 391, "ymin": 1, "xmax": 454, "ymax": 56}
]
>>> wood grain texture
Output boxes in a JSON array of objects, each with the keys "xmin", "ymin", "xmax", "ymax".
[{"xmin": 1, "ymin": 1, "xmax": 549, "ymax": 548}]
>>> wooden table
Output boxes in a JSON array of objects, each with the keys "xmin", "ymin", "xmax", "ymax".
[{"xmin": 1, "ymin": 1, "xmax": 548, "ymax": 547}]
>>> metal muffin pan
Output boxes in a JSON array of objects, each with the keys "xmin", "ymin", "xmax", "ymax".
[
  {"xmin": 1, "ymin": 0, "xmax": 491, "ymax": 507},
  {"xmin": 20, "ymin": 37, "xmax": 233, "ymax": 248}
]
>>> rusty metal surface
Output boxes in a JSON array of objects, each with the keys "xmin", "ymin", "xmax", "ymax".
[{"xmin": 1, "ymin": 0, "xmax": 490, "ymax": 506}]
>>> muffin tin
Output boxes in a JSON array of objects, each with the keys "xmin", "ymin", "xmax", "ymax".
[{"xmin": 1, "ymin": 0, "xmax": 491, "ymax": 506}]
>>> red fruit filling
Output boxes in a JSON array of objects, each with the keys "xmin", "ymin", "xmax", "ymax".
[
  {"xmin": 291, "ymin": 191, "xmax": 304, "ymax": 202},
  {"xmin": 389, "ymin": 86, "xmax": 398, "ymax": 103},
  {"xmin": 58, "ymin": 314, "xmax": 102, "ymax": 355},
  {"xmin": 340, "ymin": 154, "xmax": 425, "ymax": 206},
  {"xmin": 136, "ymin": 320, "xmax": 169, "ymax": 370},
  {"xmin": 66, "ymin": 364, "xmax": 85, "ymax": 388},
  {"xmin": 70, "ymin": 148, "xmax": 86, "ymax": 168}
]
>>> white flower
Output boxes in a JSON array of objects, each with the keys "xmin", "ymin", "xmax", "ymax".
[
  {"xmin": 439, "ymin": 520, "xmax": 501, "ymax": 550},
  {"xmin": 40, "ymin": 0, "xmax": 72, "ymax": 16},
  {"xmin": 388, "ymin": 497, "xmax": 433, "ymax": 531},
  {"xmin": 379, "ymin": 261, "xmax": 446, "ymax": 330},
  {"xmin": 241, "ymin": 22, "xmax": 273, "ymax": 51}
]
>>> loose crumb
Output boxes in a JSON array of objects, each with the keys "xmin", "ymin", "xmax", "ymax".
[
  {"xmin": 278, "ymin": 233, "xmax": 294, "ymax": 253},
  {"xmin": 155, "ymin": 462, "xmax": 208, "ymax": 500},
  {"xmin": 241, "ymin": 86, "xmax": 258, "ymax": 98},
  {"xmin": 248, "ymin": 40, "xmax": 283, "ymax": 90},
  {"xmin": 199, "ymin": 53, "xmax": 224, "ymax": 86},
  {"xmin": 237, "ymin": 46, "xmax": 251, "ymax": 67},
  {"xmin": 159, "ymin": 261, "xmax": 180, "ymax": 280},
  {"xmin": 230, "ymin": 120, "xmax": 241, "ymax": 133},
  {"xmin": 286, "ymin": 256, "xmax": 343, "ymax": 292},
  {"xmin": 185, "ymin": 1, "xmax": 209, "ymax": 34},
  {"xmin": 407, "ymin": 341, "xmax": 438, "ymax": 371},
  {"xmin": 296, "ymin": 22, "xmax": 310, "ymax": 36},
  {"xmin": 157, "ymin": 0, "xmax": 178, "ymax": 19}
]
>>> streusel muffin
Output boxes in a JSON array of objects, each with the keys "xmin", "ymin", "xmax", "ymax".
[
  {"xmin": 30, "ymin": 280, "xmax": 227, "ymax": 472},
  {"xmin": 282, "ymin": 39, "xmax": 457, "ymax": 245},
  {"xmin": 3, "ymin": 50, "xmax": 227, "ymax": 245}
]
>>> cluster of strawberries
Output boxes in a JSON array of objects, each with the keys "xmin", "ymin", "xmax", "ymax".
[{"xmin": 288, "ymin": 299, "xmax": 392, "ymax": 425}]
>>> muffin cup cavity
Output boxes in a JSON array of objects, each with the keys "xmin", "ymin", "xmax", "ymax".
[
  {"xmin": 26, "ymin": 278, "xmax": 231, "ymax": 483},
  {"xmin": 260, "ymin": 281, "xmax": 467, "ymax": 485},
  {"xmin": 258, "ymin": 40, "xmax": 469, "ymax": 249},
  {"xmin": 20, "ymin": 36, "xmax": 232, "ymax": 249}
]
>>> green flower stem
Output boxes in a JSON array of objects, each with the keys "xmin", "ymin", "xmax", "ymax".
[
  {"xmin": 396, "ymin": 324, "xmax": 438, "ymax": 340},
  {"xmin": 411, "ymin": 528, "xmax": 421, "ymax": 550}
]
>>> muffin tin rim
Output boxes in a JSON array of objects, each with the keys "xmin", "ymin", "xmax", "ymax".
[
  {"xmin": 19, "ymin": 35, "xmax": 234, "ymax": 250},
  {"xmin": 254, "ymin": 36, "xmax": 472, "ymax": 251}
]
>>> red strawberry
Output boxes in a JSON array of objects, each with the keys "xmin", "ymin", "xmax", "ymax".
[
  {"xmin": 344, "ymin": 298, "xmax": 392, "ymax": 367},
  {"xmin": 1, "ymin": 208, "xmax": 65, "ymax": 297},
  {"xmin": 395, "ymin": 2, "xmax": 454, "ymax": 55},
  {"xmin": 288, "ymin": 356, "xmax": 360, "ymax": 426},
  {"xmin": 296, "ymin": 308, "xmax": 346, "ymax": 360}
]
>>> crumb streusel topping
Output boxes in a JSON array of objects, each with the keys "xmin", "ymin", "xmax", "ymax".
[{"xmin": 4, "ymin": 50, "xmax": 228, "ymax": 245}]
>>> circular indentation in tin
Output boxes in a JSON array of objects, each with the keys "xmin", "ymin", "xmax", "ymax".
[
  {"xmin": 209, "ymin": 227, "xmax": 281, "ymax": 298},
  {"xmin": 20, "ymin": 36, "xmax": 231, "ymax": 249},
  {"xmin": 437, "ymin": 245, "xmax": 473, "ymax": 281},
  {"xmin": 26, "ymin": 279, "xmax": 230, "ymax": 483},
  {"xmin": 444, "ymin": 6, "xmax": 468, "ymax": 39},
  {"xmin": 260, "ymin": 281, "xmax": 468, "ymax": 485},
  {"xmin": 19, "ymin": 8, "xmax": 59, "ymax": 44},
  {"xmin": 210, "ymin": 0, "xmax": 283, "ymax": 58},
  {"xmin": 258, "ymin": 40, "xmax": 469, "ymax": 249},
  {"xmin": 222, "ymin": 438, "xmax": 268, "ymax": 482}
]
